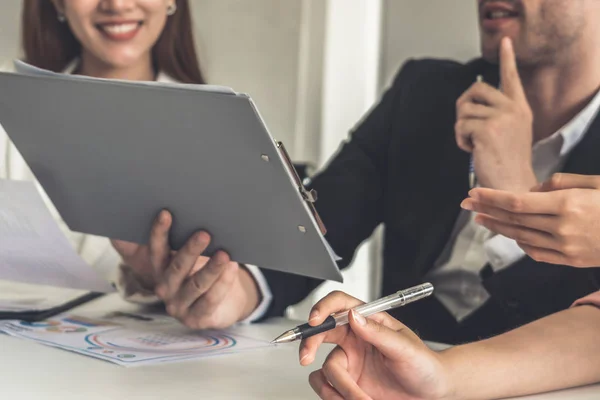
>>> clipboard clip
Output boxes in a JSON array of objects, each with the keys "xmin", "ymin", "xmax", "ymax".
[{"xmin": 275, "ymin": 141, "xmax": 327, "ymax": 236}]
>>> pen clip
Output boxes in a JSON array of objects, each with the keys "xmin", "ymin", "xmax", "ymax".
[{"xmin": 276, "ymin": 141, "xmax": 327, "ymax": 235}]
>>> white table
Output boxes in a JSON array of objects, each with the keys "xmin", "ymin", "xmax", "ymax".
[{"xmin": 0, "ymin": 295, "xmax": 598, "ymax": 400}]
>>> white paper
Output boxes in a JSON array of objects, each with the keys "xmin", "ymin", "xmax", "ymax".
[
  {"xmin": 0, "ymin": 311, "xmax": 272, "ymax": 367},
  {"xmin": 0, "ymin": 180, "xmax": 114, "ymax": 292},
  {"xmin": 13, "ymin": 60, "xmax": 238, "ymax": 95}
]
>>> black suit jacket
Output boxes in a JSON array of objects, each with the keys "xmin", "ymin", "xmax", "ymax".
[{"xmin": 261, "ymin": 58, "xmax": 600, "ymax": 343}]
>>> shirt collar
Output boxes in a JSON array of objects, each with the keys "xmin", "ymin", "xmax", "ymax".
[
  {"xmin": 535, "ymin": 87, "xmax": 600, "ymax": 157},
  {"xmin": 61, "ymin": 58, "xmax": 178, "ymax": 84}
]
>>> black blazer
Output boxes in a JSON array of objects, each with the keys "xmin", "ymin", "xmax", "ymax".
[{"xmin": 260, "ymin": 58, "xmax": 600, "ymax": 343}]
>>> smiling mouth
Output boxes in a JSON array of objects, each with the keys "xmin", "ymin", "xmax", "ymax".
[{"xmin": 96, "ymin": 21, "xmax": 143, "ymax": 40}]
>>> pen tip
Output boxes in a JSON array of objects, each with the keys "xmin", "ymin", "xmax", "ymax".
[{"xmin": 271, "ymin": 330, "xmax": 298, "ymax": 344}]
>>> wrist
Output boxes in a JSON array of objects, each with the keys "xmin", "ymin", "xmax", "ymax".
[
  {"xmin": 506, "ymin": 166, "xmax": 537, "ymax": 193},
  {"xmin": 437, "ymin": 346, "xmax": 475, "ymax": 400},
  {"xmin": 238, "ymin": 264, "xmax": 262, "ymax": 320}
]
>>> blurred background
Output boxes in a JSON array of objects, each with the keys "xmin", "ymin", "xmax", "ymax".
[{"xmin": 0, "ymin": 0, "xmax": 479, "ymax": 318}]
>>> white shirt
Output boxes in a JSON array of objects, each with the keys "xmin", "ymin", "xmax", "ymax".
[
  {"xmin": 0, "ymin": 59, "xmax": 272, "ymax": 323},
  {"xmin": 426, "ymin": 87, "xmax": 600, "ymax": 321}
]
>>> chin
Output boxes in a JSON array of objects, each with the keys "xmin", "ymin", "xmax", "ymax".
[
  {"xmin": 480, "ymin": 42, "xmax": 501, "ymax": 64},
  {"xmin": 100, "ymin": 52, "xmax": 146, "ymax": 70}
]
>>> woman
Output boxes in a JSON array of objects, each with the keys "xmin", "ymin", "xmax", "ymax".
[
  {"xmin": 1, "ymin": 0, "xmax": 203, "ymax": 292},
  {"xmin": 3, "ymin": 1, "xmax": 264, "ymax": 326}
]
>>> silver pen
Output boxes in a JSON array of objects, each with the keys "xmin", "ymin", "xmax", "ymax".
[{"xmin": 271, "ymin": 283, "xmax": 434, "ymax": 344}]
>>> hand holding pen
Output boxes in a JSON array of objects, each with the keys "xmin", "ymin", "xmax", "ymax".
[{"xmin": 272, "ymin": 283, "xmax": 433, "ymax": 344}]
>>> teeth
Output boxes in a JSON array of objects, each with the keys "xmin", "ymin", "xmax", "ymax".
[
  {"xmin": 101, "ymin": 23, "xmax": 139, "ymax": 35},
  {"xmin": 489, "ymin": 11, "xmax": 512, "ymax": 19}
]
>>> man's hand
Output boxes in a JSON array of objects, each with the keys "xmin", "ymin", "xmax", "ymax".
[
  {"xmin": 455, "ymin": 37, "xmax": 536, "ymax": 192},
  {"xmin": 302, "ymin": 291, "xmax": 454, "ymax": 400},
  {"xmin": 112, "ymin": 210, "xmax": 261, "ymax": 329},
  {"xmin": 462, "ymin": 173, "xmax": 600, "ymax": 267}
]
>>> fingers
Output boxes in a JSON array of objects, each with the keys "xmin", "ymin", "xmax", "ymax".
[
  {"xmin": 155, "ymin": 231, "xmax": 211, "ymax": 300},
  {"xmin": 456, "ymin": 101, "xmax": 495, "ymax": 120},
  {"xmin": 474, "ymin": 214, "xmax": 556, "ymax": 249},
  {"xmin": 455, "ymin": 118, "xmax": 486, "ymax": 152},
  {"xmin": 309, "ymin": 291, "xmax": 365, "ymax": 326},
  {"xmin": 309, "ymin": 370, "xmax": 345, "ymax": 400},
  {"xmin": 321, "ymin": 347, "xmax": 371, "ymax": 400},
  {"xmin": 461, "ymin": 198, "xmax": 555, "ymax": 233},
  {"xmin": 468, "ymin": 188, "xmax": 561, "ymax": 215},
  {"xmin": 175, "ymin": 254, "xmax": 235, "ymax": 317},
  {"xmin": 149, "ymin": 210, "xmax": 173, "ymax": 278},
  {"xmin": 518, "ymin": 243, "xmax": 570, "ymax": 265},
  {"xmin": 301, "ymin": 291, "xmax": 407, "ymax": 366},
  {"xmin": 499, "ymin": 37, "xmax": 526, "ymax": 102},
  {"xmin": 347, "ymin": 310, "xmax": 412, "ymax": 360},
  {"xmin": 534, "ymin": 173, "xmax": 600, "ymax": 192},
  {"xmin": 457, "ymin": 81, "xmax": 507, "ymax": 109},
  {"xmin": 300, "ymin": 291, "xmax": 366, "ymax": 366}
]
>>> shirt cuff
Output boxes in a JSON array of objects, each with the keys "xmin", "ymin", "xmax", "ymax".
[
  {"xmin": 239, "ymin": 264, "xmax": 273, "ymax": 324},
  {"xmin": 115, "ymin": 263, "xmax": 162, "ymax": 306},
  {"xmin": 484, "ymin": 235, "xmax": 527, "ymax": 272}
]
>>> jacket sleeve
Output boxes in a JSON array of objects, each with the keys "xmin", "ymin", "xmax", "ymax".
[{"xmin": 259, "ymin": 60, "xmax": 421, "ymax": 318}]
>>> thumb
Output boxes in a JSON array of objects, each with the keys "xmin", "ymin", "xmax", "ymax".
[
  {"xmin": 533, "ymin": 173, "xmax": 600, "ymax": 192},
  {"xmin": 111, "ymin": 239, "xmax": 139, "ymax": 257},
  {"xmin": 500, "ymin": 37, "xmax": 526, "ymax": 102},
  {"xmin": 348, "ymin": 309, "xmax": 410, "ymax": 360}
]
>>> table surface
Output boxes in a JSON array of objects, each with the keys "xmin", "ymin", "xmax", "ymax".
[{"xmin": 0, "ymin": 294, "xmax": 598, "ymax": 400}]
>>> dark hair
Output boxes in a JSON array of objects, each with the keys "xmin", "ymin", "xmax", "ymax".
[{"xmin": 21, "ymin": 0, "xmax": 205, "ymax": 84}]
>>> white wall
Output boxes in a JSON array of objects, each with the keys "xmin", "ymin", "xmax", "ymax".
[
  {"xmin": 191, "ymin": 0, "xmax": 304, "ymax": 158},
  {"xmin": 380, "ymin": 0, "xmax": 480, "ymax": 88},
  {"xmin": 0, "ymin": 2, "xmax": 21, "ymax": 63}
]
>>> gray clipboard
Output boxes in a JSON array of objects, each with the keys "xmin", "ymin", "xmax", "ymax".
[{"xmin": 0, "ymin": 70, "xmax": 343, "ymax": 282}]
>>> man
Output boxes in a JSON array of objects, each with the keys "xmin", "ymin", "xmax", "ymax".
[{"xmin": 114, "ymin": 0, "xmax": 600, "ymax": 344}]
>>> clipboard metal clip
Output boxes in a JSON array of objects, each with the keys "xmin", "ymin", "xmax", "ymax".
[{"xmin": 276, "ymin": 141, "xmax": 327, "ymax": 235}]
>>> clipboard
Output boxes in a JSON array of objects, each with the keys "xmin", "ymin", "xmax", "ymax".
[{"xmin": 0, "ymin": 67, "xmax": 343, "ymax": 282}]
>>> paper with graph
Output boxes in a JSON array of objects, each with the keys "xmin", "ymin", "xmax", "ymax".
[{"xmin": 0, "ymin": 311, "xmax": 271, "ymax": 366}]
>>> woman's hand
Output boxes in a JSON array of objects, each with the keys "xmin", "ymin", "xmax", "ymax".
[
  {"xmin": 462, "ymin": 173, "xmax": 600, "ymax": 267},
  {"xmin": 302, "ymin": 291, "xmax": 454, "ymax": 400},
  {"xmin": 112, "ymin": 210, "xmax": 261, "ymax": 329}
]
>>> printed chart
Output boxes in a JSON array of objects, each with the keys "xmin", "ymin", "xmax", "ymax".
[{"xmin": 0, "ymin": 313, "xmax": 271, "ymax": 366}]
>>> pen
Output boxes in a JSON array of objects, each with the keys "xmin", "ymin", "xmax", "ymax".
[
  {"xmin": 469, "ymin": 74, "xmax": 483, "ymax": 189},
  {"xmin": 271, "ymin": 283, "xmax": 434, "ymax": 344}
]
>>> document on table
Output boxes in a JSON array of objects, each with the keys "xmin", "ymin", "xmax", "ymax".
[
  {"xmin": 0, "ymin": 310, "xmax": 272, "ymax": 366},
  {"xmin": 0, "ymin": 179, "xmax": 114, "ymax": 292}
]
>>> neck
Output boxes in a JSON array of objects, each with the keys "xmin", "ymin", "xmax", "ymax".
[
  {"xmin": 520, "ymin": 42, "xmax": 600, "ymax": 142},
  {"xmin": 76, "ymin": 51, "xmax": 155, "ymax": 81}
]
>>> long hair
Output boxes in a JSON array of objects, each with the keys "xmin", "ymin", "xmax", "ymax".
[{"xmin": 21, "ymin": 0, "xmax": 205, "ymax": 84}]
